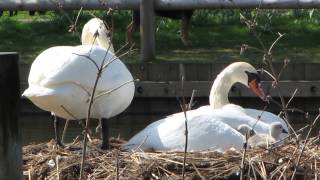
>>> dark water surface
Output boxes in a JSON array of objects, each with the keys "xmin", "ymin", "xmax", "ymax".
[
  {"xmin": 20, "ymin": 114, "xmax": 162, "ymax": 145},
  {"xmin": 20, "ymin": 113, "xmax": 319, "ymax": 146}
]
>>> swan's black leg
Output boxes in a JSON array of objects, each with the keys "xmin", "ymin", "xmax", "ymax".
[
  {"xmin": 52, "ymin": 114, "xmax": 64, "ymax": 148},
  {"xmin": 100, "ymin": 118, "xmax": 109, "ymax": 150}
]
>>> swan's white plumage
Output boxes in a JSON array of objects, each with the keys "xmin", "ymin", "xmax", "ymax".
[
  {"xmin": 124, "ymin": 62, "xmax": 289, "ymax": 152},
  {"xmin": 81, "ymin": 18, "xmax": 115, "ymax": 53},
  {"xmin": 23, "ymin": 17, "xmax": 133, "ymax": 122},
  {"xmin": 208, "ymin": 62, "xmax": 289, "ymax": 137},
  {"xmin": 209, "ymin": 62, "xmax": 257, "ymax": 109},
  {"xmin": 247, "ymin": 122, "xmax": 286, "ymax": 148},
  {"xmin": 23, "ymin": 45, "xmax": 134, "ymax": 120},
  {"xmin": 123, "ymin": 107, "xmax": 247, "ymax": 152},
  {"xmin": 182, "ymin": 104, "xmax": 274, "ymax": 136},
  {"xmin": 244, "ymin": 108, "xmax": 287, "ymax": 129}
]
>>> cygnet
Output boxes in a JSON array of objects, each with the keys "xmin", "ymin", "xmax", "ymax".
[{"xmin": 247, "ymin": 122, "xmax": 288, "ymax": 148}]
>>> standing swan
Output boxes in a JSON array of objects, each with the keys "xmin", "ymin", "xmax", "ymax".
[
  {"xmin": 81, "ymin": 18, "xmax": 115, "ymax": 53},
  {"xmin": 22, "ymin": 18, "xmax": 134, "ymax": 149}
]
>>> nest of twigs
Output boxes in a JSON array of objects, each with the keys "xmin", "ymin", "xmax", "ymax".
[{"xmin": 23, "ymin": 136, "xmax": 320, "ymax": 180}]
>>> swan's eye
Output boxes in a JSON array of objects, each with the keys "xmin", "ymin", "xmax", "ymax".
[
  {"xmin": 245, "ymin": 70, "xmax": 266, "ymax": 101},
  {"xmin": 245, "ymin": 71, "xmax": 260, "ymax": 84}
]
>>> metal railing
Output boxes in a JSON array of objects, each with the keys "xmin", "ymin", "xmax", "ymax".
[{"xmin": 1, "ymin": 0, "xmax": 319, "ymax": 10}]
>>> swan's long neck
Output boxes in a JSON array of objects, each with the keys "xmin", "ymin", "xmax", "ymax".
[{"xmin": 209, "ymin": 68, "xmax": 235, "ymax": 109}]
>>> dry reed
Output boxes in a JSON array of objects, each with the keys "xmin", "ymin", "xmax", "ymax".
[{"xmin": 23, "ymin": 136, "xmax": 320, "ymax": 179}]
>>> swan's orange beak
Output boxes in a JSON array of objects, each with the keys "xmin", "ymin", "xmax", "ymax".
[{"xmin": 249, "ymin": 79, "xmax": 267, "ymax": 101}]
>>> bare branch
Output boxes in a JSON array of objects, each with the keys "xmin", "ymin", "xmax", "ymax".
[
  {"xmin": 61, "ymin": 119, "xmax": 69, "ymax": 143},
  {"xmin": 240, "ymin": 11, "xmax": 292, "ymax": 135},
  {"xmin": 72, "ymin": 53, "xmax": 99, "ymax": 70},
  {"xmin": 268, "ymin": 33, "xmax": 285, "ymax": 55},
  {"xmin": 60, "ymin": 105, "xmax": 86, "ymax": 128},
  {"xmin": 188, "ymin": 89, "xmax": 197, "ymax": 110},
  {"xmin": 94, "ymin": 79, "xmax": 139, "ymax": 101},
  {"xmin": 176, "ymin": 96, "xmax": 188, "ymax": 180},
  {"xmin": 258, "ymin": 69, "xmax": 277, "ymax": 81},
  {"xmin": 102, "ymin": 47, "xmax": 135, "ymax": 70},
  {"xmin": 68, "ymin": 7, "xmax": 83, "ymax": 33},
  {"xmin": 276, "ymin": 58, "xmax": 290, "ymax": 80},
  {"xmin": 79, "ymin": 66, "xmax": 101, "ymax": 180},
  {"xmin": 240, "ymin": 12, "xmax": 267, "ymax": 51},
  {"xmin": 115, "ymin": 42, "xmax": 130, "ymax": 56},
  {"xmin": 115, "ymin": 149, "xmax": 119, "ymax": 180},
  {"xmin": 285, "ymin": 89, "xmax": 298, "ymax": 110},
  {"xmin": 243, "ymin": 44, "xmax": 265, "ymax": 54},
  {"xmin": 251, "ymin": 106, "xmax": 267, "ymax": 130},
  {"xmin": 291, "ymin": 112, "xmax": 320, "ymax": 179},
  {"xmin": 79, "ymin": 38, "xmax": 111, "ymax": 180},
  {"xmin": 49, "ymin": 0, "xmax": 81, "ymax": 39},
  {"xmin": 240, "ymin": 132, "xmax": 249, "ymax": 180}
]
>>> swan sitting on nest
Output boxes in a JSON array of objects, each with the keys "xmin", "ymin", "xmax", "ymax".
[
  {"xmin": 122, "ymin": 62, "xmax": 280, "ymax": 152},
  {"xmin": 122, "ymin": 108, "xmax": 249, "ymax": 152},
  {"xmin": 208, "ymin": 62, "xmax": 289, "ymax": 140}
]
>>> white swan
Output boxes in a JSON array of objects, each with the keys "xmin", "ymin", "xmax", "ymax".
[
  {"xmin": 238, "ymin": 122, "xmax": 287, "ymax": 148},
  {"xmin": 122, "ymin": 106, "xmax": 286, "ymax": 152},
  {"xmin": 208, "ymin": 62, "xmax": 289, "ymax": 137},
  {"xmin": 123, "ymin": 62, "xmax": 287, "ymax": 152},
  {"xmin": 22, "ymin": 18, "xmax": 134, "ymax": 149},
  {"xmin": 123, "ymin": 107, "xmax": 251, "ymax": 152},
  {"xmin": 81, "ymin": 18, "xmax": 115, "ymax": 53},
  {"xmin": 191, "ymin": 104, "xmax": 281, "ymax": 139}
]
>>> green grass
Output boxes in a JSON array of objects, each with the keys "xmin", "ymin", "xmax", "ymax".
[
  {"xmin": 0, "ymin": 11, "xmax": 79, "ymax": 63},
  {"xmin": 1, "ymin": 10, "xmax": 320, "ymax": 64}
]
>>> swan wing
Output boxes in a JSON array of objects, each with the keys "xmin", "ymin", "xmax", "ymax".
[
  {"xmin": 29, "ymin": 45, "xmax": 133, "ymax": 92},
  {"xmin": 25, "ymin": 45, "xmax": 134, "ymax": 119},
  {"xmin": 219, "ymin": 106, "xmax": 288, "ymax": 140},
  {"xmin": 28, "ymin": 46, "xmax": 74, "ymax": 86},
  {"xmin": 210, "ymin": 106, "xmax": 271, "ymax": 134},
  {"xmin": 123, "ymin": 110, "xmax": 246, "ymax": 152},
  {"xmin": 244, "ymin": 108, "xmax": 288, "ymax": 131}
]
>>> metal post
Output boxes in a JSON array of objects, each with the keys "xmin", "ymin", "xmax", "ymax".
[
  {"xmin": 1, "ymin": 0, "xmax": 320, "ymax": 10},
  {"xmin": 0, "ymin": 52, "xmax": 22, "ymax": 180},
  {"xmin": 140, "ymin": 0, "xmax": 155, "ymax": 62}
]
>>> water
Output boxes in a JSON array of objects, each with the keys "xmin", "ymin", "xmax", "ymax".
[
  {"xmin": 20, "ymin": 112, "xmax": 319, "ymax": 146},
  {"xmin": 20, "ymin": 113, "xmax": 163, "ymax": 145}
]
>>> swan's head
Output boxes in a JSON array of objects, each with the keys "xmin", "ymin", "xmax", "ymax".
[
  {"xmin": 237, "ymin": 124, "xmax": 256, "ymax": 137},
  {"xmin": 227, "ymin": 62, "xmax": 266, "ymax": 101},
  {"xmin": 270, "ymin": 122, "xmax": 288, "ymax": 140},
  {"xmin": 81, "ymin": 18, "xmax": 114, "ymax": 53}
]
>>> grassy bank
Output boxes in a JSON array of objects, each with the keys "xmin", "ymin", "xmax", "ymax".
[{"xmin": 1, "ymin": 10, "xmax": 320, "ymax": 63}]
